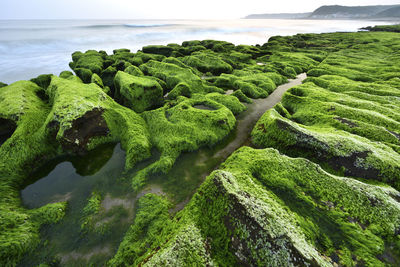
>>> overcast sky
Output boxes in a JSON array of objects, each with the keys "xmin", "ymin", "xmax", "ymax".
[{"xmin": 1, "ymin": 0, "xmax": 399, "ymax": 19}]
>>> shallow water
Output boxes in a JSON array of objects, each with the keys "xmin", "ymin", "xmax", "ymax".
[
  {"xmin": 19, "ymin": 73, "xmax": 306, "ymax": 265},
  {"xmin": 19, "ymin": 144, "xmax": 161, "ymax": 266},
  {"xmin": 0, "ymin": 19, "xmax": 394, "ymax": 84},
  {"xmin": 21, "ymin": 143, "xmax": 126, "ymax": 209},
  {"xmin": 19, "ymin": 144, "xmax": 129, "ymax": 266}
]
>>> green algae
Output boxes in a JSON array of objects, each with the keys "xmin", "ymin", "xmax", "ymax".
[
  {"xmin": 181, "ymin": 51, "xmax": 233, "ymax": 75},
  {"xmin": 139, "ymin": 60, "xmax": 224, "ymax": 98},
  {"xmin": 46, "ymin": 76, "xmax": 151, "ymax": 168},
  {"xmin": 0, "ymin": 81, "xmax": 66, "ymax": 266},
  {"xmin": 19, "ymin": 143, "xmax": 131, "ymax": 266},
  {"xmin": 362, "ymin": 24, "xmax": 400, "ymax": 33},
  {"xmin": 80, "ymin": 191, "xmax": 102, "ymax": 232},
  {"xmin": 142, "ymin": 45, "xmax": 174, "ymax": 57},
  {"xmin": 252, "ymin": 31, "xmax": 400, "ymax": 190},
  {"xmin": 0, "ymin": 77, "xmax": 151, "ymax": 265},
  {"xmin": 114, "ymin": 71, "xmax": 163, "ymax": 113},
  {"xmin": 2, "ymin": 28, "xmax": 400, "ymax": 266},
  {"xmin": 119, "ymin": 147, "xmax": 400, "ymax": 266},
  {"xmin": 131, "ymin": 93, "xmax": 243, "ymax": 191},
  {"xmin": 70, "ymin": 50, "xmax": 108, "ymax": 75}
]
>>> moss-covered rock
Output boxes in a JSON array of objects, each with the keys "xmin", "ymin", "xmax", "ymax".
[
  {"xmin": 45, "ymin": 76, "xmax": 151, "ymax": 168},
  {"xmin": 124, "ymin": 147, "xmax": 400, "ymax": 266},
  {"xmin": 69, "ymin": 50, "xmax": 107, "ymax": 75},
  {"xmin": 30, "ymin": 74, "xmax": 53, "ymax": 89},
  {"xmin": 4, "ymin": 28, "xmax": 400, "ymax": 266},
  {"xmin": 131, "ymin": 94, "xmax": 240, "ymax": 191},
  {"xmin": 59, "ymin": 70, "xmax": 74, "ymax": 79},
  {"xmin": 140, "ymin": 60, "xmax": 224, "ymax": 98},
  {"xmin": 74, "ymin": 67, "xmax": 93, "ymax": 83},
  {"xmin": 232, "ymin": 89, "xmax": 252, "ymax": 103},
  {"xmin": 142, "ymin": 45, "xmax": 174, "ymax": 57},
  {"xmin": 253, "ymin": 30, "xmax": 400, "ymax": 190},
  {"xmin": 124, "ymin": 65, "xmax": 144, "ymax": 77},
  {"xmin": 91, "ymin": 73, "xmax": 104, "ymax": 88},
  {"xmin": 100, "ymin": 65, "xmax": 118, "ymax": 90},
  {"xmin": 181, "ymin": 51, "xmax": 234, "ymax": 75},
  {"xmin": 0, "ymin": 81, "xmax": 67, "ymax": 266},
  {"xmin": 114, "ymin": 71, "xmax": 163, "ymax": 113}
]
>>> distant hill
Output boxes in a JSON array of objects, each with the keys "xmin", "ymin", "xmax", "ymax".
[
  {"xmin": 244, "ymin": 4, "xmax": 400, "ymax": 20},
  {"xmin": 374, "ymin": 6, "xmax": 400, "ymax": 18},
  {"xmin": 309, "ymin": 5, "xmax": 400, "ymax": 19},
  {"xmin": 245, "ymin": 13, "xmax": 311, "ymax": 19}
]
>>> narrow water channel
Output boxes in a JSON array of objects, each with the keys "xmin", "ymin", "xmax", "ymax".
[
  {"xmin": 19, "ymin": 73, "xmax": 306, "ymax": 265},
  {"xmin": 138, "ymin": 73, "xmax": 307, "ymax": 210}
]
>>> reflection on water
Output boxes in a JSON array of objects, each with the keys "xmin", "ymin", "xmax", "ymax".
[
  {"xmin": 19, "ymin": 144, "xmax": 130, "ymax": 266},
  {"xmin": 19, "ymin": 74, "xmax": 306, "ymax": 265},
  {"xmin": 21, "ymin": 143, "xmax": 124, "ymax": 209}
]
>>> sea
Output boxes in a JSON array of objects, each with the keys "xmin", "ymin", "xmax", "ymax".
[{"xmin": 0, "ymin": 19, "xmax": 395, "ymax": 84}]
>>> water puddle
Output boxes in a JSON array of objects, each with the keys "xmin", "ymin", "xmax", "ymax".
[
  {"xmin": 19, "ymin": 144, "xmax": 133, "ymax": 266},
  {"xmin": 193, "ymin": 104, "xmax": 216, "ymax": 110},
  {"xmin": 18, "ymin": 73, "xmax": 306, "ymax": 265},
  {"xmin": 21, "ymin": 143, "xmax": 126, "ymax": 209}
]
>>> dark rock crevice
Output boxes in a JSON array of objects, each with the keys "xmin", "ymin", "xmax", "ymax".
[
  {"xmin": 0, "ymin": 118, "xmax": 17, "ymax": 146},
  {"xmin": 61, "ymin": 108, "xmax": 109, "ymax": 153}
]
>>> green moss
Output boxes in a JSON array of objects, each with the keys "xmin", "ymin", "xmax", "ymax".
[
  {"xmin": 205, "ymin": 92, "xmax": 246, "ymax": 115},
  {"xmin": 232, "ymin": 89, "xmax": 252, "ymax": 103},
  {"xmin": 114, "ymin": 71, "xmax": 164, "ymax": 113},
  {"xmin": 124, "ymin": 65, "xmax": 144, "ymax": 77},
  {"xmin": 0, "ymin": 82, "xmax": 7, "ymax": 88},
  {"xmin": 131, "ymin": 94, "xmax": 239, "ymax": 191},
  {"xmin": 139, "ymin": 60, "xmax": 224, "ymax": 99},
  {"xmin": 362, "ymin": 24, "xmax": 400, "ymax": 33},
  {"xmin": 253, "ymin": 31, "xmax": 400, "ymax": 189},
  {"xmin": 142, "ymin": 45, "xmax": 174, "ymax": 57},
  {"xmin": 30, "ymin": 74, "xmax": 53, "ymax": 89},
  {"xmin": 59, "ymin": 71, "xmax": 74, "ymax": 79},
  {"xmin": 91, "ymin": 73, "xmax": 104, "ymax": 88},
  {"xmin": 0, "ymin": 81, "xmax": 66, "ymax": 266},
  {"xmin": 110, "ymin": 49, "xmax": 143, "ymax": 66},
  {"xmin": 80, "ymin": 191, "xmax": 102, "ymax": 232},
  {"xmin": 3, "ymin": 30, "xmax": 400, "ymax": 266},
  {"xmin": 214, "ymin": 72, "xmax": 277, "ymax": 99},
  {"xmin": 70, "ymin": 50, "xmax": 107, "ymax": 75},
  {"xmin": 181, "ymin": 51, "xmax": 233, "ymax": 75},
  {"xmin": 101, "ymin": 66, "xmax": 118, "ymax": 89},
  {"xmin": 74, "ymin": 68, "xmax": 93, "ymax": 83},
  {"xmin": 46, "ymin": 76, "xmax": 151, "ymax": 169},
  {"xmin": 252, "ymin": 108, "xmax": 400, "ymax": 189},
  {"xmin": 130, "ymin": 147, "xmax": 400, "ymax": 266}
]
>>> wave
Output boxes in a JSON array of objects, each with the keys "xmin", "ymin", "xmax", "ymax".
[
  {"xmin": 0, "ymin": 23, "xmax": 179, "ymax": 32},
  {"xmin": 79, "ymin": 23, "xmax": 178, "ymax": 29}
]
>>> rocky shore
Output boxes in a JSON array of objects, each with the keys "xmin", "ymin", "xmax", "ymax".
[{"xmin": 0, "ymin": 25, "xmax": 399, "ymax": 266}]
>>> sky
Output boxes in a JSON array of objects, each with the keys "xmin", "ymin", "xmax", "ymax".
[{"xmin": 1, "ymin": 0, "xmax": 399, "ymax": 19}]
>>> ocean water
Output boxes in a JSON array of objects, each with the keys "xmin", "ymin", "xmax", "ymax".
[{"xmin": 0, "ymin": 19, "xmax": 394, "ymax": 84}]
